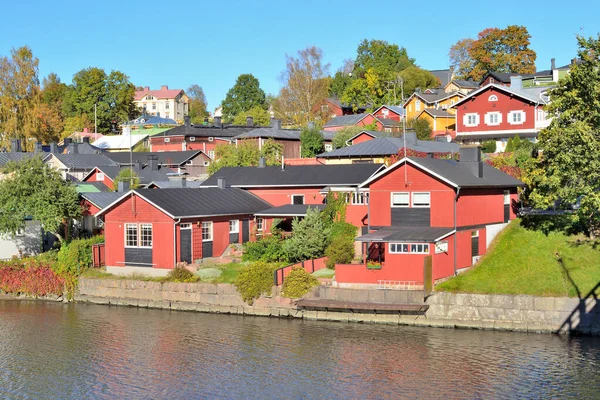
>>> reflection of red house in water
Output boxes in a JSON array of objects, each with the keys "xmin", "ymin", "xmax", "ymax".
[{"xmin": 335, "ymin": 147, "xmax": 523, "ymax": 289}]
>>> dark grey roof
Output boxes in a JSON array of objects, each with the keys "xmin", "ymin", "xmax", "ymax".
[
  {"xmin": 325, "ymin": 97, "xmax": 368, "ymax": 111},
  {"xmin": 451, "ymin": 80, "xmax": 479, "ymax": 88},
  {"xmin": 421, "ymin": 109, "xmax": 455, "ymax": 118},
  {"xmin": 107, "ymin": 188, "xmax": 273, "ymax": 218},
  {"xmin": 63, "ymin": 143, "xmax": 105, "ymax": 154},
  {"xmin": 453, "ymin": 84, "xmax": 551, "ymax": 108},
  {"xmin": 148, "ymin": 180, "xmax": 205, "ymax": 188},
  {"xmin": 92, "ymin": 165, "xmax": 175, "ymax": 185},
  {"xmin": 319, "ymin": 133, "xmax": 460, "ymax": 158},
  {"xmin": 480, "ymin": 72, "xmax": 535, "ymax": 84},
  {"xmin": 376, "ymin": 105, "xmax": 405, "ymax": 116},
  {"xmin": 323, "ymin": 113, "xmax": 369, "ymax": 127},
  {"xmin": 104, "ymin": 151, "xmax": 203, "ymax": 166},
  {"xmin": 81, "ymin": 192, "xmax": 122, "ymax": 209},
  {"xmin": 234, "ymin": 127, "xmax": 301, "ymax": 140},
  {"xmin": 413, "ymin": 91, "xmax": 464, "ymax": 104},
  {"xmin": 52, "ymin": 154, "xmax": 119, "ymax": 169},
  {"xmin": 377, "ymin": 118, "xmax": 401, "ymax": 126},
  {"xmin": 201, "ymin": 164, "xmax": 384, "ymax": 187},
  {"xmin": 255, "ymin": 204, "xmax": 326, "ymax": 217},
  {"xmin": 0, "ymin": 152, "xmax": 50, "ymax": 168},
  {"xmin": 429, "ymin": 69, "xmax": 453, "ymax": 87},
  {"xmin": 160, "ymin": 124, "xmax": 257, "ymax": 138},
  {"xmin": 357, "ymin": 226, "xmax": 454, "ymax": 242}
]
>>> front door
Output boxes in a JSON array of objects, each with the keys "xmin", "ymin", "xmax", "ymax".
[
  {"xmin": 180, "ymin": 224, "xmax": 192, "ymax": 264},
  {"xmin": 242, "ymin": 219, "xmax": 250, "ymax": 243}
]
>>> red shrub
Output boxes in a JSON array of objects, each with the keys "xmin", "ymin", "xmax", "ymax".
[{"xmin": 0, "ymin": 260, "xmax": 64, "ymax": 297}]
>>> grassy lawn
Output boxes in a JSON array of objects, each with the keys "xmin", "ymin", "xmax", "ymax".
[{"xmin": 436, "ymin": 219, "xmax": 600, "ymax": 298}]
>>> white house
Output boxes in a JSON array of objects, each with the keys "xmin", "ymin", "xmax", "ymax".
[{"xmin": 134, "ymin": 86, "xmax": 189, "ymax": 122}]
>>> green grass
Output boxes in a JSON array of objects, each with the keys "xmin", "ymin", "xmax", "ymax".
[{"xmin": 436, "ymin": 219, "xmax": 600, "ymax": 298}]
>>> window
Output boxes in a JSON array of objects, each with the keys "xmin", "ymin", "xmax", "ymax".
[
  {"xmin": 471, "ymin": 230, "xmax": 479, "ymax": 238},
  {"xmin": 485, "ymin": 112, "xmax": 501, "ymax": 126},
  {"xmin": 490, "ymin": 78, "xmax": 495, "ymax": 84},
  {"xmin": 504, "ymin": 190, "xmax": 510, "ymax": 205},
  {"xmin": 464, "ymin": 113, "xmax": 479, "ymax": 127},
  {"xmin": 390, "ymin": 243, "xmax": 429, "ymax": 254},
  {"xmin": 488, "ymin": 95, "xmax": 498, "ymax": 102},
  {"xmin": 189, "ymin": 136, "xmax": 196, "ymax": 141},
  {"xmin": 415, "ymin": 100, "xmax": 421, "ymax": 111},
  {"xmin": 208, "ymin": 151, "xmax": 215, "ymax": 159},
  {"xmin": 140, "ymin": 224, "xmax": 152, "ymax": 247},
  {"xmin": 351, "ymin": 192, "xmax": 369, "ymax": 205},
  {"xmin": 382, "ymin": 109, "xmax": 389, "ymax": 117},
  {"xmin": 125, "ymin": 224, "xmax": 138, "ymax": 247},
  {"xmin": 391, "ymin": 192, "xmax": 409, "ymax": 207},
  {"xmin": 165, "ymin": 112, "xmax": 169, "ymax": 118},
  {"xmin": 321, "ymin": 104, "xmax": 329, "ymax": 112},
  {"xmin": 256, "ymin": 218, "xmax": 263, "ymax": 232},
  {"xmin": 164, "ymin": 137, "xmax": 171, "ymax": 142},
  {"xmin": 152, "ymin": 103, "xmax": 156, "ymax": 110},
  {"xmin": 384, "ymin": 127, "xmax": 392, "ymax": 133},
  {"xmin": 509, "ymin": 111, "xmax": 525, "ymax": 125},
  {"xmin": 324, "ymin": 144, "xmax": 333, "ymax": 152},
  {"xmin": 203, "ymin": 161, "xmax": 210, "ymax": 166},
  {"xmin": 208, "ymin": 137, "xmax": 214, "ymax": 142},
  {"xmin": 412, "ymin": 192, "xmax": 430, "ymax": 207},
  {"xmin": 291, "ymin": 195, "xmax": 305, "ymax": 205},
  {"xmin": 96, "ymin": 172, "xmax": 104, "ymax": 181},
  {"xmin": 202, "ymin": 221, "xmax": 212, "ymax": 241},
  {"xmin": 165, "ymin": 102, "xmax": 169, "ymax": 110},
  {"xmin": 15, "ymin": 227, "xmax": 24, "ymax": 237},
  {"xmin": 229, "ymin": 220, "xmax": 239, "ymax": 233}
]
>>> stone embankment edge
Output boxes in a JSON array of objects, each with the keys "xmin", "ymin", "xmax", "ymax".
[{"xmin": 71, "ymin": 278, "xmax": 600, "ymax": 335}]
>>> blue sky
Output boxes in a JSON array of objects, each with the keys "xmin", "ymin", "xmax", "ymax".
[{"xmin": 0, "ymin": 0, "xmax": 597, "ymax": 111}]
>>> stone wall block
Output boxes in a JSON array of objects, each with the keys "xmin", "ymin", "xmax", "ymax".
[
  {"xmin": 198, "ymin": 294, "xmax": 219, "ymax": 304},
  {"xmin": 446, "ymin": 305, "xmax": 480, "ymax": 320},
  {"xmin": 554, "ymin": 297, "xmax": 581, "ymax": 312},
  {"xmin": 368, "ymin": 291, "xmax": 386, "ymax": 303},
  {"xmin": 218, "ymin": 295, "xmax": 245, "ymax": 307},
  {"xmin": 533, "ymin": 297, "xmax": 556, "ymax": 311},
  {"xmin": 217, "ymin": 284, "xmax": 238, "ymax": 295},
  {"xmin": 513, "ymin": 295, "xmax": 535, "ymax": 310},
  {"xmin": 490, "ymin": 295, "xmax": 514, "ymax": 309}
]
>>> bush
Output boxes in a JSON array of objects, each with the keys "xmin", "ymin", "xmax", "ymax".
[
  {"xmin": 284, "ymin": 208, "xmax": 330, "ymax": 263},
  {"xmin": 167, "ymin": 264, "xmax": 195, "ymax": 282},
  {"xmin": 325, "ymin": 237, "xmax": 355, "ymax": 269},
  {"xmin": 282, "ymin": 268, "xmax": 319, "ymax": 298},
  {"xmin": 55, "ymin": 235, "xmax": 105, "ymax": 276},
  {"xmin": 243, "ymin": 235, "xmax": 286, "ymax": 262},
  {"xmin": 234, "ymin": 262, "xmax": 276, "ymax": 304},
  {"xmin": 329, "ymin": 221, "xmax": 356, "ymax": 243},
  {"xmin": 0, "ymin": 260, "xmax": 65, "ymax": 297},
  {"xmin": 481, "ymin": 140, "xmax": 497, "ymax": 153}
]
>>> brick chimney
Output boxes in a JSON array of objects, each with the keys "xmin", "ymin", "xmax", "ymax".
[
  {"xmin": 270, "ymin": 118, "xmax": 282, "ymax": 130},
  {"xmin": 214, "ymin": 116, "xmax": 222, "ymax": 128},
  {"xmin": 161, "ymin": 85, "xmax": 168, "ymax": 90},
  {"xmin": 144, "ymin": 86, "xmax": 150, "ymax": 91}
]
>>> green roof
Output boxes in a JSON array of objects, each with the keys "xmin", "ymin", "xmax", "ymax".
[
  {"xmin": 129, "ymin": 127, "xmax": 172, "ymax": 137},
  {"xmin": 76, "ymin": 183, "xmax": 102, "ymax": 193}
]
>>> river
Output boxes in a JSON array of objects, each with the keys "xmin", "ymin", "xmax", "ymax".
[{"xmin": 0, "ymin": 300, "xmax": 599, "ymax": 399}]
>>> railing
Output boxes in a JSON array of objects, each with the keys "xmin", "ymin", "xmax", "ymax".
[
  {"xmin": 92, "ymin": 243, "xmax": 105, "ymax": 268},
  {"xmin": 273, "ymin": 257, "xmax": 327, "ymax": 286},
  {"xmin": 377, "ymin": 280, "xmax": 424, "ymax": 290}
]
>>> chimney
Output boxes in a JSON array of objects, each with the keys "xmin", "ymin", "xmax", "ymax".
[
  {"xmin": 147, "ymin": 155, "xmax": 159, "ymax": 171},
  {"xmin": 459, "ymin": 147, "xmax": 484, "ymax": 178},
  {"xmin": 69, "ymin": 144, "xmax": 78, "ymax": 154},
  {"xmin": 83, "ymin": 128, "xmax": 89, "ymax": 134},
  {"xmin": 144, "ymin": 86, "xmax": 150, "ymax": 91},
  {"xmin": 118, "ymin": 181, "xmax": 130, "ymax": 192},
  {"xmin": 168, "ymin": 175, "xmax": 187, "ymax": 188},
  {"xmin": 246, "ymin": 116, "xmax": 254, "ymax": 127},
  {"xmin": 213, "ymin": 116, "xmax": 222, "ymax": 127},
  {"xmin": 307, "ymin": 121, "xmax": 315, "ymax": 130},
  {"xmin": 270, "ymin": 118, "xmax": 281, "ymax": 130},
  {"xmin": 64, "ymin": 138, "xmax": 72, "ymax": 147},
  {"xmin": 161, "ymin": 85, "xmax": 168, "ymax": 90},
  {"xmin": 82, "ymin": 137, "xmax": 90, "ymax": 144},
  {"xmin": 10, "ymin": 139, "xmax": 21, "ymax": 153},
  {"xmin": 258, "ymin": 157, "xmax": 266, "ymax": 168},
  {"xmin": 551, "ymin": 58, "xmax": 556, "ymax": 70},
  {"xmin": 217, "ymin": 177, "xmax": 226, "ymax": 189},
  {"xmin": 34, "ymin": 142, "xmax": 43, "ymax": 153},
  {"xmin": 509, "ymin": 75, "xmax": 522, "ymax": 90},
  {"xmin": 404, "ymin": 131, "xmax": 418, "ymax": 145},
  {"xmin": 184, "ymin": 115, "xmax": 191, "ymax": 127},
  {"xmin": 50, "ymin": 142, "xmax": 58, "ymax": 154}
]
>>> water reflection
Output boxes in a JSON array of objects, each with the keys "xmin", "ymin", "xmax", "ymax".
[{"xmin": 0, "ymin": 300, "xmax": 598, "ymax": 399}]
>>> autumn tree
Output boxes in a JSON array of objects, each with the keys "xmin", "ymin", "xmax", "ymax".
[
  {"xmin": 187, "ymin": 84, "xmax": 208, "ymax": 124},
  {"xmin": 273, "ymin": 46, "xmax": 330, "ymax": 126},
  {"xmin": 221, "ymin": 74, "xmax": 267, "ymax": 120},
  {"xmin": 38, "ymin": 73, "xmax": 68, "ymax": 142},
  {"xmin": 525, "ymin": 35, "xmax": 600, "ymax": 237},
  {"xmin": 450, "ymin": 25, "xmax": 537, "ymax": 82},
  {"xmin": 0, "ymin": 46, "xmax": 41, "ymax": 150}
]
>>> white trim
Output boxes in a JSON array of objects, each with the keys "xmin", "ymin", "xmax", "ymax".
[
  {"xmin": 291, "ymin": 194, "xmax": 305, "ymax": 205},
  {"xmin": 208, "ymin": 137, "xmax": 214, "ymax": 142},
  {"xmin": 508, "ymin": 110, "xmax": 526, "ymax": 125},
  {"xmin": 229, "ymin": 219, "xmax": 239, "ymax": 233},
  {"xmin": 256, "ymin": 217, "xmax": 263, "ymax": 232},
  {"xmin": 456, "ymin": 128, "xmax": 539, "ymax": 138},
  {"xmin": 389, "ymin": 243, "xmax": 430, "ymax": 254},
  {"xmin": 345, "ymin": 130, "xmax": 378, "ymax": 145},
  {"xmin": 411, "ymin": 192, "xmax": 431, "ymax": 208},
  {"xmin": 463, "ymin": 113, "xmax": 479, "ymax": 127},
  {"xmin": 189, "ymin": 137, "xmax": 196, "ymax": 142},
  {"xmin": 180, "ymin": 223, "xmax": 191, "ymax": 229},
  {"xmin": 202, "ymin": 221, "xmax": 213, "ymax": 241},
  {"xmin": 359, "ymin": 158, "xmax": 458, "ymax": 189},
  {"xmin": 391, "ymin": 192, "xmax": 410, "ymax": 208},
  {"xmin": 484, "ymin": 111, "xmax": 502, "ymax": 126},
  {"xmin": 504, "ymin": 190, "xmax": 510, "ymax": 205},
  {"xmin": 453, "ymin": 83, "xmax": 545, "ymax": 108},
  {"xmin": 434, "ymin": 229, "xmax": 456, "ymax": 242},
  {"xmin": 164, "ymin": 137, "xmax": 170, "ymax": 142},
  {"xmin": 488, "ymin": 95, "xmax": 498, "ymax": 101}
]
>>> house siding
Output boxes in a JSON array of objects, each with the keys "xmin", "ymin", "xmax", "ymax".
[
  {"xmin": 83, "ymin": 169, "xmax": 114, "ymax": 189},
  {"xmin": 351, "ymin": 132, "xmax": 376, "ymax": 145}
]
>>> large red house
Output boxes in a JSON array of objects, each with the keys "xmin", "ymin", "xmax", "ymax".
[{"xmin": 334, "ymin": 147, "xmax": 523, "ymax": 288}]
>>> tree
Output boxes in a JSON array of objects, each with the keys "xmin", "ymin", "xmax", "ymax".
[
  {"xmin": 208, "ymin": 139, "xmax": 282, "ymax": 175},
  {"xmin": 221, "ymin": 74, "xmax": 267, "ymax": 120},
  {"xmin": 61, "ymin": 115, "xmax": 93, "ymax": 139},
  {"xmin": 39, "ymin": 73, "xmax": 68, "ymax": 142},
  {"xmin": 332, "ymin": 126, "xmax": 364, "ymax": 149},
  {"xmin": 283, "ymin": 207, "xmax": 330, "ymax": 262},
  {"xmin": 450, "ymin": 25, "xmax": 537, "ymax": 82},
  {"xmin": 187, "ymin": 84, "xmax": 208, "ymax": 124},
  {"xmin": 329, "ymin": 59, "xmax": 354, "ymax": 98},
  {"xmin": 273, "ymin": 46, "xmax": 331, "ymax": 126},
  {"xmin": 525, "ymin": 35, "xmax": 600, "ymax": 237},
  {"xmin": 0, "ymin": 156, "xmax": 81, "ymax": 242},
  {"xmin": 112, "ymin": 168, "xmax": 140, "ymax": 191},
  {"xmin": 232, "ymin": 106, "xmax": 271, "ymax": 126},
  {"xmin": 409, "ymin": 118, "xmax": 432, "ymax": 141},
  {"xmin": 0, "ymin": 46, "xmax": 41, "ymax": 150},
  {"xmin": 62, "ymin": 67, "xmax": 137, "ymax": 133},
  {"xmin": 398, "ymin": 67, "xmax": 440, "ymax": 98},
  {"xmin": 300, "ymin": 125, "xmax": 324, "ymax": 157},
  {"xmin": 481, "ymin": 140, "xmax": 497, "ymax": 153}
]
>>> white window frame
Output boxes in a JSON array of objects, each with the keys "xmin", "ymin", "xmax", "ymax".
[
  {"xmin": 412, "ymin": 192, "xmax": 431, "ymax": 208},
  {"xmin": 324, "ymin": 144, "xmax": 333, "ymax": 152},
  {"xmin": 291, "ymin": 194, "xmax": 305, "ymax": 205},
  {"xmin": 229, "ymin": 220, "xmax": 239, "ymax": 234},
  {"xmin": 164, "ymin": 137, "xmax": 171, "ymax": 142},
  {"xmin": 485, "ymin": 112, "xmax": 502, "ymax": 126},
  {"xmin": 202, "ymin": 221, "xmax": 213, "ymax": 242},
  {"xmin": 256, "ymin": 217, "xmax": 263, "ymax": 232},
  {"xmin": 351, "ymin": 192, "xmax": 369, "ymax": 205},
  {"xmin": 382, "ymin": 108, "xmax": 389, "ymax": 117},
  {"xmin": 186, "ymin": 160, "xmax": 193, "ymax": 165},
  {"xmin": 415, "ymin": 100, "xmax": 421, "ymax": 112},
  {"xmin": 96, "ymin": 172, "xmax": 104, "ymax": 181},
  {"xmin": 189, "ymin": 136, "xmax": 196, "ymax": 142},
  {"xmin": 389, "ymin": 243, "xmax": 430, "ymax": 254},
  {"xmin": 203, "ymin": 161, "xmax": 210, "ymax": 166},
  {"xmin": 508, "ymin": 111, "xmax": 526, "ymax": 125},
  {"xmin": 15, "ymin": 227, "xmax": 24, "ymax": 237},
  {"xmin": 384, "ymin": 127, "xmax": 392, "ymax": 133},
  {"xmin": 208, "ymin": 151, "xmax": 215, "ymax": 160},
  {"xmin": 464, "ymin": 113, "xmax": 479, "ymax": 127},
  {"xmin": 139, "ymin": 224, "xmax": 153, "ymax": 248},
  {"xmin": 488, "ymin": 95, "xmax": 498, "ymax": 102},
  {"xmin": 208, "ymin": 137, "xmax": 214, "ymax": 142},
  {"xmin": 125, "ymin": 223, "xmax": 138, "ymax": 247},
  {"xmin": 391, "ymin": 192, "xmax": 410, "ymax": 208},
  {"xmin": 504, "ymin": 190, "xmax": 510, "ymax": 205}
]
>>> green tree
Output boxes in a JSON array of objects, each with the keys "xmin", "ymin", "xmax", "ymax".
[
  {"xmin": 112, "ymin": 168, "xmax": 140, "ymax": 191},
  {"xmin": 525, "ymin": 35, "xmax": 600, "ymax": 237},
  {"xmin": 0, "ymin": 46, "xmax": 41, "ymax": 150},
  {"xmin": 481, "ymin": 140, "xmax": 497, "ymax": 153},
  {"xmin": 61, "ymin": 114, "xmax": 93, "ymax": 139},
  {"xmin": 187, "ymin": 84, "xmax": 208, "ymax": 124},
  {"xmin": 300, "ymin": 125, "xmax": 324, "ymax": 157},
  {"xmin": 232, "ymin": 106, "xmax": 271, "ymax": 126},
  {"xmin": 332, "ymin": 126, "xmax": 364, "ymax": 149},
  {"xmin": 409, "ymin": 118, "xmax": 432, "ymax": 140},
  {"xmin": 284, "ymin": 207, "xmax": 330, "ymax": 262},
  {"xmin": 398, "ymin": 66, "xmax": 440, "ymax": 97},
  {"xmin": 208, "ymin": 139, "xmax": 282, "ymax": 175},
  {"xmin": 329, "ymin": 59, "xmax": 354, "ymax": 98},
  {"xmin": 221, "ymin": 74, "xmax": 267, "ymax": 120},
  {"xmin": 62, "ymin": 67, "xmax": 137, "ymax": 133},
  {"xmin": 38, "ymin": 73, "xmax": 68, "ymax": 143},
  {"xmin": 0, "ymin": 156, "xmax": 81, "ymax": 242}
]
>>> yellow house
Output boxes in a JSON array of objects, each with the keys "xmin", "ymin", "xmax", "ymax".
[
  {"xmin": 416, "ymin": 109, "xmax": 456, "ymax": 134},
  {"xmin": 444, "ymin": 80, "xmax": 479, "ymax": 94},
  {"xmin": 403, "ymin": 90, "xmax": 465, "ymax": 120}
]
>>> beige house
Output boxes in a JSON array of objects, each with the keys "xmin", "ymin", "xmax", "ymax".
[{"xmin": 134, "ymin": 86, "xmax": 189, "ymax": 122}]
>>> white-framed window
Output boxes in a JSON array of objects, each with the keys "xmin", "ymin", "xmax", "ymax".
[
  {"xmin": 291, "ymin": 194, "xmax": 305, "ymax": 205},
  {"xmin": 15, "ymin": 227, "xmax": 24, "ymax": 237},
  {"xmin": 351, "ymin": 192, "xmax": 369, "ymax": 205},
  {"xmin": 472, "ymin": 230, "xmax": 479, "ymax": 238},
  {"xmin": 256, "ymin": 218, "xmax": 263, "ymax": 232},
  {"xmin": 125, "ymin": 223, "xmax": 138, "ymax": 247},
  {"xmin": 189, "ymin": 136, "xmax": 196, "ymax": 141},
  {"xmin": 202, "ymin": 221, "xmax": 213, "ymax": 241},
  {"xmin": 96, "ymin": 172, "xmax": 104, "ymax": 181},
  {"xmin": 324, "ymin": 144, "xmax": 333, "ymax": 152},
  {"xmin": 140, "ymin": 224, "xmax": 153, "ymax": 247},
  {"xmin": 390, "ymin": 243, "xmax": 430, "ymax": 254},
  {"xmin": 490, "ymin": 78, "xmax": 495, "ymax": 84},
  {"xmin": 321, "ymin": 105, "xmax": 329, "ymax": 112},
  {"xmin": 229, "ymin": 220, "xmax": 239, "ymax": 233},
  {"xmin": 504, "ymin": 190, "xmax": 510, "ymax": 205},
  {"xmin": 412, "ymin": 192, "xmax": 431, "ymax": 208},
  {"xmin": 415, "ymin": 100, "xmax": 421, "ymax": 111},
  {"xmin": 125, "ymin": 223, "xmax": 152, "ymax": 248},
  {"xmin": 208, "ymin": 151, "xmax": 215, "ymax": 159},
  {"xmin": 391, "ymin": 192, "xmax": 410, "ymax": 207},
  {"xmin": 384, "ymin": 127, "xmax": 392, "ymax": 133},
  {"xmin": 382, "ymin": 109, "xmax": 389, "ymax": 117},
  {"xmin": 488, "ymin": 95, "xmax": 498, "ymax": 102},
  {"xmin": 485, "ymin": 112, "xmax": 502, "ymax": 126},
  {"xmin": 463, "ymin": 113, "xmax": 480, "ymax": 127},
  {"xmin": 208, "ymin": 137, "xmax": 214, "ymax": 142},
  {"xmin": 509, "ymin": 111, "xmax": 526, "ymax": 125},
  {"xmin": 186, "ymin": 160, "xmax": 193, "ymax": 165},
  {"xmin": 180, "ymin": 223, "xmax": 191, "ymax": 229},
  {"xmin": 165, "ymin": 102, "xmax": 169, "ymax": 110},
  {"xmin": 152, "ymin": 103, "xmax": 156, "ymax": 110},
  {"xmin": 164, "ymin": 137, "xmax": 171, "ymax": 142},
  {"xmin": 203, "ymin": 161, "xmax": 210, "ymax": 166}
]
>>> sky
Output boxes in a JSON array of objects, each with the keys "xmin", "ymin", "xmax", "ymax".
[{"xmin": 0, "ymin": 0, "xmax": 597, "ymax": 111}]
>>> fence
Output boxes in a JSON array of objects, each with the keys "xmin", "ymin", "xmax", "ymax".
[
  {"xmin": 273, "ymin": 257, "xmax": 327, "ymax": 286},
  {"xmin": 92, "ymin": 243, "xmax": 105, "ymax": 268}
]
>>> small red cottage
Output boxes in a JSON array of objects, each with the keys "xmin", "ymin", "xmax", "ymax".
[
  {"xmin": 322, "ymin": 113, "xmax": 383, "ymax": 132},
  {"xmin": 334, "ymin": 147, "xmax": 523, "ymax": 289},
  {"xmin": 96, "ymin": 185, "xmax": 272, "ymax": 276}
]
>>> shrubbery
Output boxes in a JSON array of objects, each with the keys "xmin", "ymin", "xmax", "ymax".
[
  {"xmin": 234, "ymin": 262, "xmax": 277, "ymax": 304},
  {"xmin": 55, "ymin": 235, "xmax": 105, "ymax": 276},
  {"xmin": 481, "ymin": 140, "xmax": 497, "ymax": 153},
  {"xmin": 0, "ymin": 260, "xmax": 64, "ymax": 297},
  {"xmin": 242, "ymin": 235, "xmax": 287, "ymax": 263},
  {"xmin": 325, "ymin": 221, "xmax": 356, "ymax": 269},
  {"xmin": 282, "ymin": 268, "xmax": 319, "ymax": 298},
  {"xmin": 167, "ymin": 264, "xmax": 197, "ymax": 282}
]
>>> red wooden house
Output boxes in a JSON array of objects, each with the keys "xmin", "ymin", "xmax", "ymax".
[
  {"xmin": 372, "ymin": 105, "xmax": 405, "ymax": 122},
  {"xmin": 322, "ymin": 113, "xmax": 383, "ymax": 132},
  {"xmin": 334, "ymin": 147, "xmax": 523, "ymax": 288},
  {"xmin": 95, "ymin": 184, "xmax": 272, "ymax": 276}
]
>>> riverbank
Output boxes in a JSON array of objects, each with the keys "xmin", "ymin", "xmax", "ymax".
[{"xmin": 74, "ymin": 278, "xmax": 600, "ymax": 336}]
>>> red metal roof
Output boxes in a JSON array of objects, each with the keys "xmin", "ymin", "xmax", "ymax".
[{"xmin": 134, "ymin": 88, "xmax": 184, "ymax": 101}]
